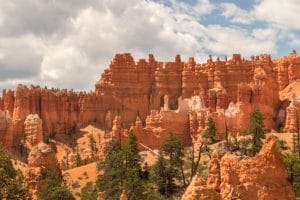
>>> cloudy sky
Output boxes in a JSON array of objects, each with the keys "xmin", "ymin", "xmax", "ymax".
[{"xmin": 0, "ymin": 0, "xmax": 299, "ymax": 91}]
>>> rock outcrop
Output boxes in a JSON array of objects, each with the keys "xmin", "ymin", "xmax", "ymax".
[
  {"xmin": 181, "ymin": 173, "xmax": 221, "ymax": 200},
  {"xmin": 219, "ymin": 134, "xmax": 295, "ymax": 200},
  {"xmin": 24, "ymin": 114, "xmax": 43, "ymax": 147},
  {"xmin": 1, "ymin": 51, "xmax": 300, "ymax": 148},
  {"xmin": 183, "ymin": 135, "xmax": 296, "ymax": 200},
  {"xmin": 25, "ymin": 143, "xmax": 58, "ymax": 198},
  {"xmin": 0, "ymin": 109, "xmax": 11, "ymax": 145}
]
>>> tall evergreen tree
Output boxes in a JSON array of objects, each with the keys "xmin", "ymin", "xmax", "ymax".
[
  {"xmin": 0, "ymin": 144, "xmax": 28, "ymax": 199},
  {"xmin": 248, "ymin": 109, "xmax": 266, "ymax": 155},
  {"xmin": 123, "ymin": 130, "xmax": 146, "ymax": 200},
  {"xmin": 153, "ymin": 150, "xmax": 168, "ymax": 195},
  {"xmin": 38, "ymin": 170, "xmax": 74, "ymax": 200},
  {"xmin": 283, "ymin": 152, "xmax": 300, "ymax": 197},
  {"xmin": 88, "ymin": 134, "xmax": 97, "ymax": 153},
  {"xmin": 97, "ymin": 130, "xmax": 147, "ymax": 200},
  {"xmin": 97, "ymin": 140, "xmax": 125, "ymax": 200},
  {"xmin": 153, "ymin": 131, "xmax": 185, "ymax": 197},
  {"xmin": 203, "ymin": 117, "xmax": 216, "ymax": 142}
]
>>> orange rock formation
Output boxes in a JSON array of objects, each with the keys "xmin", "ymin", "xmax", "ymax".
[
  {"xmin": 24, "ymin": 114, "xmax": 43, "ymax": 147},
  {"xmin": 183, "ymin": 135, "xmax": 296, "ymax": 200},
  {"xmin": 181, "ymin": 173, "xmax": 221, "ymax": 200},
  {"xmin": 25, "ymin": 143, "xmax": 58, "ymax": 198},
  {"xmin": 0, "ymin": 51, "xmax": 300, "ymax": 148}
]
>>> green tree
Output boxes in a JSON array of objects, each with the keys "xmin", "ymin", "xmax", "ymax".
[
  {"xmin": 203, "ymin": 117, "xmax": 216, "ymax": 142},
  {"xmin": 88, "ymin": 134, "xmax": 97, "ymax": 153},
  {"xmin": 293, "ymin": 132, "xmax": 300, "ymax": 156},
  {"xmin": 248, "ymin": 109, "xmax": 266, "ymax": 155},
  {"xmin": 97, "ymin": 131, "xmax": 149, "ymax": 200},
  {"xmin": 152, "ymin": 150, "xmax": 168, "ymax": 195},
  {"xmin": 38, "ymin": 170, "xmax": 74, "ymax": 200},
  {"xmin": 153, "ymin": 131, "xmax": 185, "ymax": 197},
  {"xmin": 0, "ymin": 144, "xmax": 28, "ymax": 199},
  {"xmin": 123, "ymin": 130, "xmax": 146, "ymax": 200},
  {"xmin": 76, "ymin": 151, "xmax": 82, "ymax": 167},
  {"xmin": 96, "ymin": 140, "xmax": 125, "ymax": 200},
  {"xmin": 283, "ymin": 152, "xmax": 300, "ymax": 197},
  {"xmin": 81, "ymin": 182, "xmax": 98, "ymax": 200}
]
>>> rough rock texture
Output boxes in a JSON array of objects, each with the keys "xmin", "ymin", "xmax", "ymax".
[
  {"xmin": 129, "ymin": 109, "xmax": 191, "ymax": 149},
  {"xmin": 183, "ymin": 135, "xmax": 295, "ymax": 200},
  {"xmin": 1, "ymin": 51, "xmax": 300, "ymax": 147},
  {"xmin": 219, "ymin": 134, "xmax": 295, "ymax": 200},
  {"xmin": 181, "ymin": 173, "xmax": 221, "ymax": 200},
  {"xmin": 25, "ymin": 143, "xmax": 58, "ymax": 198},
  {"xmin": 121, "ymin": 96, "xmax": 193, "ymax": 149},
  {"xmin": 206, "ymin": 156, "xmax": 221, "ymax": 191},
  {"xmin": 0, "ymin": 109, "xmax": 11, "ymax": 145},
  {"xmin": 24, "ymin": 114, "xmax": 43, "ymax": 147}
]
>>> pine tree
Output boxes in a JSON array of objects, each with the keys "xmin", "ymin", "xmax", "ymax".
[
  {"xmin": 0, "ymin": 144, "xmax": 28, "ymax": 199},
  {"xmin": 293, "ymin": 132, "xmax": 300, "ymax": 156},
  {"xmin": 38, "ymin": 170, "xmax": 74, "ymax": 200},
  {"xmin": 97, "ymin": 130, "xmax": 148, "ymax": 200},
  {"xmin": 153, "ymin": 131, "xmax": 185, "ymax": 197},
  {"xmin": 153, "ymin": 150, "xmax": 168, "ymax": 195},
  {"xmin": 75, "ymin": 151, "xmax": 82, "ymax": 167},
  {"xmin": 283, "ymin": 153, "xmax": 300, "ymax": 197},
  {"xmin": 123, "ymin": 130, "xmax": 146, "ymax": 200},
  {"xmin": 96, "ymin": 140, "xmax": 125, "ymax": 200},
  {"xmin": 203, "ymin": 117, "xmax": 216, "ymax": 142},
  {"xmin": 248, "ymin": 109, "xmax": 266, "ymax": 155},
  {"xmin": 88, "ymin": 134, "xmax": 97, "ymax": 153}
]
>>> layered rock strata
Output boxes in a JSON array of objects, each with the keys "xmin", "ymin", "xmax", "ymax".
[{"xmin": 0, "ymin": 51, "xmax": 300, "ymax": 147}]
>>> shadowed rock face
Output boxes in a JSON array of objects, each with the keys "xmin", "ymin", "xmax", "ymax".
[
  {"xmin": 0, "ymin": 51, "xmax": 300, "ymax": 148},
  {"xmin": 183, "ymin": 134, "xmax": 295, "ymax": 200}
]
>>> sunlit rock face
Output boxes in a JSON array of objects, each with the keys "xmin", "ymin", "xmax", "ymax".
[
  {"xmin": 182, "ymin": 135, "xmax": 295, "ymax": 200},
  {"xmin": 1, "ymin": 51, "xmax": 300, "ymax": 147},
  {"xmin": 219, "ymin": 134, "xmax": 295, "ymax": 200},
  {"xmin": 25, "ymin": 143, "xmax": 58, "ymax": 198},
  {"xmin": 24, "ymin": 114, "xmax": 43, "ymax": 147}
]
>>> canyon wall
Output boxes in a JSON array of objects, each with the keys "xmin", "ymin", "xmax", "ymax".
[{"xmin": 1, "ymin": 51, "xmax": 300, "ymax": 148}]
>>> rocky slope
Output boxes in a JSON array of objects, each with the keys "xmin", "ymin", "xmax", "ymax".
[{"xmin": 182, "ymin": 134, "xmax": 296, "ymax": 200}]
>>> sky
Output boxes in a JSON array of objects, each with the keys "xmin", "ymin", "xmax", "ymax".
[{"xmin": 0, "ymin": 0, "xmax": 299, "ymax": 91}]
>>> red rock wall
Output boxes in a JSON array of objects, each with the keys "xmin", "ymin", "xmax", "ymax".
[{"xmin": 1, "ymin": 51, "xmax": 300, "ymax": 148}]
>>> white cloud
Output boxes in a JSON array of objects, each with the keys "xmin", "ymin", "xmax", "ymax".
[
  {"xmin": 204, "ymin": 25, "xmax": 277, "ymax": 57},
  {"xmin": 220, "ymin": 3, "xmax": 254, "ymax": 25},
  {"xmin": 254, "ymin": 0, "xmax": 300, "ymax": 30},
  {"xmin": 220, "ymin": 0, "xmax": 300, "ymax": 31},
  {"xmin": 194, "ymin": 0, "xmax": 215, "ymax": 15}
]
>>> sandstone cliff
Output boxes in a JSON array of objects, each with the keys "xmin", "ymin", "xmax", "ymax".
[{"xmin": 0, "ymin": 51, "xmax": 300, "ymax": 148}]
